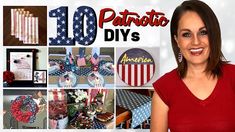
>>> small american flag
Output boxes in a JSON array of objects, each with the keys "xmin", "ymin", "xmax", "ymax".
[
  {"xmin": 77, "ymin": 48, "xmax": 86, "ymax": 66},
  {"xmin": 68, "ymin": 52, "xmax": 74, "ymax": 65},
  {"xmin": 90, "ymin": 47, "xmax": 100, "ymax": 65},
  {"xmin": 90, "ymin": 52, "xmax": 99, "ymax": 65}
]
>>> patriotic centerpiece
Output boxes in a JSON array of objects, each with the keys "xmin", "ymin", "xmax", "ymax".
[
  {"xmin": 49, "ymin": 47, "xmax": 114, "ymax": 88},
  {"xmin": 10, "ymin": 95, "xmax": 39, "ymax": 123},
  {"xmin": 87, "ymin": 47, "xmax": 105, "ymax": 87}
]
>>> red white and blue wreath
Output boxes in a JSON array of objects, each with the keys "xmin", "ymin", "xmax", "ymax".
[{"xmin": 10, "ymin": 95, "xmax": 39, "ymax": 123}]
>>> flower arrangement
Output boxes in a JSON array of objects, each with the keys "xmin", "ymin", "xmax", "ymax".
[
  {"xmin": 10, "ymin": 96, "xmax": 39, "ymax": 123},
  {"xmin": 68, "ymin": 90, "xmax": 88, "ymax": 103},
  {"xmin": 3, "ymin": 71, "xmax": 15, "ymax": 85}
]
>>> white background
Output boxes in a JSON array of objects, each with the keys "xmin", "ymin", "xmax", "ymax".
[{"xmin": 1, "ymin": 0, "xmax": 235, "ymax": 131}]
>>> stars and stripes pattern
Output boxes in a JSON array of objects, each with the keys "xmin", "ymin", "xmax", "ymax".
[
  {"xmin": 91, "ymin": 47, "xmax": 100, "ymax": 65},
  {"xmin": 50, "ymin": 89, "xmax": 65, "ymax": 101},
  {"xmin": 117, "ymin": 64, "xmax": 155, "ymax": 86},
  {"xmin": 49, "ymin": 7, "xmax": 74, "ymax": 45},
  {"xmin": 68, "ymin": 52, "xmax": 75, "ymax": 65},
  {"xmin": 73, "ymin": 6, "xmax": 97, "ymax": 45},
  {"xmin": 77, "ymin": 47, "xmax": 86, "ymax": 66}
]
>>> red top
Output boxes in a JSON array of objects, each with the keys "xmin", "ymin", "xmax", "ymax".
[{"xmin": 153, "ymin": 64, "xmax": 235, "ymax": 132}]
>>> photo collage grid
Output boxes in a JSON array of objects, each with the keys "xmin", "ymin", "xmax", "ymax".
[{"xmin": 2, "ymin": 6, "xmax": 159, "ymax": 130}]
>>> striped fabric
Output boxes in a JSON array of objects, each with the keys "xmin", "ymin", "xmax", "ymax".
[{"xmin": 117, "ymin": 64, "xmax": 155, "ymax": 86}]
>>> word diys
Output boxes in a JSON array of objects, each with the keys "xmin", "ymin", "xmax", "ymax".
[{"xmin": 49, "ymin": 6, "xmax": 169, "ymax": 46}]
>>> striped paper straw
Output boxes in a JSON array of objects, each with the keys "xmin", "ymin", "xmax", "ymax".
[
  {"xmin": 35, "ymin": 17, "xmax": 39, "ymax": 44},
  {"xmin": 32, "ymin": 17, "xmax": 39, "ymax": 44},
  {"xmin": 28, "ymin": 14, "xmax": 33, "ymax": 44},
  {"xmin": 19, "ymin": 11, "xmax": 26, "ymax": 41},
  {"xmin": 11, "ymin": 9, "xmax": 16, "ymax": 36},
  {"xmin": 11, "ymin": 8, "xmax": 40, "ymax": 44},
  {"xmin": 15, "ymin": 9, "xmax": 19, "ymax": 38},
  {"xmin": 18, "ymin": 9, "xmax": 24, "ymax": 39},
  {"xmin": 32, "ymin": 17, "xmax": 35, "ymax": 44},
  {"xmin": 18, "ymin": 11, "xmax": 22, "ymax": 39},
  {"xmin": 23, "ymin": 11, "xmax": 30, "ymax": 44}
]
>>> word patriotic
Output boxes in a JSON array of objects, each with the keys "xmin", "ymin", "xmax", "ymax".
[
  {"xmin": 117, "ymin": 48, "xmax": 155, "ymax": 87},
  {"xmin": 11, "ymin": 8, "xmax": 39, "ymax": 44},
  {"xmin": 99, "ymin": 9, "xmax": 169, "ymax": 28}
]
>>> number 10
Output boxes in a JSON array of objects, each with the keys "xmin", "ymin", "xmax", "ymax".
[{"xmin": 49, "ymin": 6, "xmax": 97, "ymax": 46}]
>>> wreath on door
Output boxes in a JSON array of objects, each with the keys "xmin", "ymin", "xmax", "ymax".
[{"xmin": 10, "ymin": 95, "xmax": 39, "ymax": 123}]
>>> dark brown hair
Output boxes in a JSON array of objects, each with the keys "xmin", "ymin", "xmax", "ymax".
[{"xmin": 170, "ymin": 0, "xmax": 227, "ymax": 78}]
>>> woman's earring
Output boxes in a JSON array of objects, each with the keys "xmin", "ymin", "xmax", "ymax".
[{"xmin": 178, "ymin": 52, "xmax": 183, "ymax": 63}]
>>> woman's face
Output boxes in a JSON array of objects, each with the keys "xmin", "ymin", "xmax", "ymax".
[{"xmin": 175, "ymin": 11, "xmax": 210, "ymax": 66}]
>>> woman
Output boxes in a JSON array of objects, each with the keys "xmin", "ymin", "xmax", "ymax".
[{"xmin": 151, "ymin": 0, "xmax": 235, "ymax": 131}]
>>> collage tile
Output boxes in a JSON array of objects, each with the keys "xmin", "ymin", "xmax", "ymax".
[{"xmin": 2, "ymin": 5, "xmax": 159, "ymax": 130}]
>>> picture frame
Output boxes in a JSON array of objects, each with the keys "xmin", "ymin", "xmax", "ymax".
[
  {"xmin": 34, "ymin": 70, "xmax": 47, "ymax": 85},
  {"xmin": 7, "ymin": 49, "xmax": 37, "ymax": 87}
]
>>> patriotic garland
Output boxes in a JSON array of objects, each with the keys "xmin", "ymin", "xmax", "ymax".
[{"xmin": 10, "ymin": 95, "xmax": 39, "ymax": 123}]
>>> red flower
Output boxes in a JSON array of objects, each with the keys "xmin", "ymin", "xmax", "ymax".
[{"xmin": 3, "ymin": 71, "xmax": 15, "ymax": 84}]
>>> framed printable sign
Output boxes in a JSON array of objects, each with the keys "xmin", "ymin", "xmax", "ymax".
[
  {"xmin": 7, "ymin": 49, "xmax": 37, "ymax": 86},
  {"xmin": 34, "ymin": 70, "xmax": 47, "ymax": 84}
]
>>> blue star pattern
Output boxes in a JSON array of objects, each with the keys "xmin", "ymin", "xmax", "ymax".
[
  {"xmin": 73, "ymin": 6, "xmax": 97, "ymax": 45},
  {"xmin": 49, "ymin": 7, "xmax": 74, "ymax": 45},
  {"xmin": 116, "ymin": 89, "xmax": 152, "ymax": 128},
  {"xmin": 92, "ymin": 119, "xmax": 106, "ymax": 129}
]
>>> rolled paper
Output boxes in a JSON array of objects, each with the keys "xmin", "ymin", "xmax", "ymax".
[
  {"xmin": 28, "ymin": 14, "xmax": 33, "ymax": 44},
  {"xmin": 11, "ymin": 9, "xmax": 16, "ymax": 36},
  {"xmin": 24, "ymin": 14, "xmax": 28, "ymax": 43},
  {"xmin": 20, "ymin": 8, "xmax": 24, "ymax": 12},
  {"xmin": 17, "ymin": 9, "xmax": 24, "ymax": 39},
  {"xmin": 32, "ymin": 17, "xmax": 35, "ymax": 44},
  {"xmin": 15, "ymin": 9, "xmax": 19, "ymax": 38},
  {"xmin": 32, "ymin": 17, "xmax": 39, "ymax": 44},
  {"xmin": 19, "ymin": 12, "xmax": 25, "ymax": 41},
  {"xmin": 18, "ymin": 9, "xmax": 24, "ymax": 40},
  {"xmin": 23, "ymin": 11, "xmax": 30, "ymax": 44},
  {"xmin": 35, "ymin": 17, "xmax": 39, "ymax": 44},
  {"xmin": 18, "ymin": 11, "xmax": 22, "ymax": 40}
]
